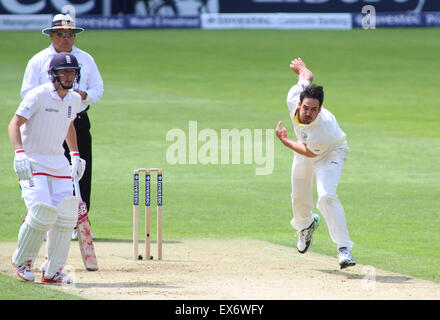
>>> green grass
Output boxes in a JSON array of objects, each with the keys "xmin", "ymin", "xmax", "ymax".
[
  {"xmin": 0, "ymin": 273, "xmax": 84, "ymax": 299},
  {"xmin": 1, "ymin": 28, "xmax": 439, "ymax": 298}
]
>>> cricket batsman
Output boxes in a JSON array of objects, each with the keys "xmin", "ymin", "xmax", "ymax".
[
  {"xmin": 8, "ymin": 52, "xmax": 86, "ymax": 283},
  {"xmin": 275, "ymin": 57, "xmax": 356, "ymax": 269}
]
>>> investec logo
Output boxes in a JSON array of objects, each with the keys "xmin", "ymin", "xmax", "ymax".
[
  {"xmin": 215, "ymin": 15, "xmax": 271, "ymax": 25},
  {"xmin": 166, "ymin": 121, "xmax": 274, "ymax": 175},
  {"xmin": 252, "ymin": 0, "xmax": 424, "ymax": 7},
  {"xmin": 45, "ymin": 107, "xmax": 59, "ymax": 112}
]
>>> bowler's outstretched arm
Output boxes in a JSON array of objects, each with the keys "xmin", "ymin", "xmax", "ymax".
[{"xmin": 290, "ymin": 57, "xmax": 313, "ymax": 82}]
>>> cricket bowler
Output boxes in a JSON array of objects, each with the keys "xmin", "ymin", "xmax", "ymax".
[{"xmin": 275, "ymin": 57, "xmax": 356, "ymax": 269}]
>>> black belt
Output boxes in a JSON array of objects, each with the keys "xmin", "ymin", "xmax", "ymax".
[
  {"xmin": 79, "ymin": 105, "xmax": 90, "ymax": 114},
  {"xmin": 75, "ymin": 106, "xmax": 91, "ymax": 129}
]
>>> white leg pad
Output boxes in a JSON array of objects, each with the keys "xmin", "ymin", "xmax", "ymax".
[
  {"xmin": 12, "ymin": 203, "xmax": 58, "ymax": 267},
  {"xmin": 45, "ymin": 197, "xmax": 79, "ymax": 277}
]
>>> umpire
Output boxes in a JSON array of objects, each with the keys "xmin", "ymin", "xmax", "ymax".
[{"xmin": 21, "ymin": 13, "xmax": 104, "ymax": 239}]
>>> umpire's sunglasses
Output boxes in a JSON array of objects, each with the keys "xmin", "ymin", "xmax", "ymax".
[{"xmin": 54, "ymin": 31, "xmax": 75, "ymax": 38}]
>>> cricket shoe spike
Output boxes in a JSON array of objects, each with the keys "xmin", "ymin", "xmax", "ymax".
[
  {"xmin": 13, "ymin": 260, "xmax": 35, "ymax": 282},
  {"xmin": 41, "ymin": 271, "xmax": 73, "ymax": 284},
  {"xmin": 297, "ymin": 214, "xmax": 320, "ymax": 254},
  {"xmin": 338, "ymin": 247, "xmax": 356, "ymax": 269}
]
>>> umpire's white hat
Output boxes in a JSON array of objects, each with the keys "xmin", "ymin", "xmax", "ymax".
[{"xmin": 42, "ymin": 14, "xmax": 84, "ymax": 35}]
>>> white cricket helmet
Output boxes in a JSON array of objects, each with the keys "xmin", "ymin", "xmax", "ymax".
[{"xmin": 42, "ymin": 14, "xmax": 84, "ymax": 36}]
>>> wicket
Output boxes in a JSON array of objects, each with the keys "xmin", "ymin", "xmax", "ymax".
[{"xmin": 133, "ymin": 168, "xmax": 163, "ymax": 260}]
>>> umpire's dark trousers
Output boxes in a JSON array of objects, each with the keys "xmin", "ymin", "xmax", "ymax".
[{"xmin": 64, "ymin": 108, "xmax": 92, "ymax": 215}]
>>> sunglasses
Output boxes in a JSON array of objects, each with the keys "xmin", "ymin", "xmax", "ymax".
[{"xmin": 54, "ymin": 31, "xmax": 75, "ymax": 38}]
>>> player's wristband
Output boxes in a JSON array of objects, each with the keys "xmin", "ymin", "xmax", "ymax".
[
  {"xmin": 15, "ymin": 148, "xmax": 25, "ymax": 154},
  {"xmin": 70, "ymin": 151, "xmax": 80, "ymax": 157}
]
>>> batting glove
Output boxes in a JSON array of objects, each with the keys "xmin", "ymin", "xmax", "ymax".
[
  {"xmin": 13, "ymin": 148, "xmax": 33, "ymax": 181},
  {"xmin": 70, "ymin": 152, "xmax": 86, "ymax": 181}
]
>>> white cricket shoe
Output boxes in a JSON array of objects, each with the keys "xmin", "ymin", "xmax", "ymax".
[
  {"xmin": 41, "ymin": 271, "xmax": 73, "ymax": 284},
  {"xmin": 13, "ymin": 260, "xmax": 35, "ymax": 282},
  {"xmin": 297, "ymin": 214, "xmax": 320, "ymax": 254},
  {"xmin": 338, "ymin": 247, "xmax": 356, "ymax": 269}
]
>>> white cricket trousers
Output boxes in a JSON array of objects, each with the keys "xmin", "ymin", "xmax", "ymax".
[
  {"xmin": 290, "ymin": 149, "xmax": 353, "ymax": 250},
  {"xmin": 20, "ymin": 174, "xmax": 73, "ymax": 209},
  {"xmin": 12, "ymin": 174, "xmax": 77, "ymax": 269}
]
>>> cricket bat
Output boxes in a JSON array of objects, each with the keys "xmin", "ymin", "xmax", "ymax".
[{"xmin": 74, "ymin": 178, "xmax": 98, "ymax": 271}]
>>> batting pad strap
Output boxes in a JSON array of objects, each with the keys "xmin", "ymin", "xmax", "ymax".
[
  {"xmin": 56, "ymin": 196, "xmax": 80, "ymax": 228},
  {"xmin": 27, "ymin": 203, "xmax": 59, "ymax": 231}
]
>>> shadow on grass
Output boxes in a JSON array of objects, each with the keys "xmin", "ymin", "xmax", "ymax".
[{"xmin": 318, "ymin": 269, "xmax": 413, "ymax": 284}]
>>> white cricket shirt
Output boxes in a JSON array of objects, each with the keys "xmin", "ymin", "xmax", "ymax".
[
  {"xmin": 16, "ymin": 82, "xmax": 83, "ymax": 174},
  {"xmin": 21, "ymin": 43, "xmax": 103, "ymax": 111},
  {"xmin": 287, "ymin": 80, "xmax": 348, "ymax": 156}
]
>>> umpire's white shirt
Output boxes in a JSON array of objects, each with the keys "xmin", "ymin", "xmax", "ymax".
[
  {"xmin": 21, "ymin": 44, "xmax": 103, "ymax": 111},
  {"xmin": 287, "ymin": 80, "xmax": 348, "ymax": 156},
  {"xmin": 16, "ymin": 82, "xmax": 83, "ymax": 176}
]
